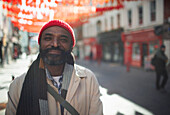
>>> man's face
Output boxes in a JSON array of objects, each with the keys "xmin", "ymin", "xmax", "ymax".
[
  {"xmin": 40, "ymin": 26, "xmax": 72, "ymax": 65},
  {"xmin": 161, "ymin": 47, "xmax": 165, "ymax": 52}
]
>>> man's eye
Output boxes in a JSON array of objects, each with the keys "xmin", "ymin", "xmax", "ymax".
[
  {"xmin": 44, "ymin": 37, "xmax": 51, "ymax": 41},
  {"xmin": 59, "ymin": 38, "xmax": 68, "ymax": 43}
]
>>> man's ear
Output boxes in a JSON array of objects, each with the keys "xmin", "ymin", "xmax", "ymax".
[
  {"xmin": 67, "ymin": 52, "xmax": 75, "ymax": 65},
  {"xmin": 71, "ymin": 47, "xmax": 73, "ymax": 51},
  {"xmin": 70, "ymin": 42, "xmax": 73, "ymax": 51}
]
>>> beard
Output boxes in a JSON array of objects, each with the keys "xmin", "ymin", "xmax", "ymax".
[{"xmin": 40, "ymin": 46, "xmax": 71, "ymax": 66}]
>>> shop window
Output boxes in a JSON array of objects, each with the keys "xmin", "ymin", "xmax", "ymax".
[
  {"xmin": 103, "ymin": 44, "xmax": 111, "ymax": 61},
  {"xmin": 150, "ymin": 0, "xmax": 156, "ymax": 21},
  {"xmin": 105, "ymin": 18, "xmax": 108, "ymax": 31},
  {"xmin": 117, "ymin": 14, "xmax": 120, "ymax": 28},
  {"xmin": 138, "ymin": 6, "xmax": 143, "ymax": 25},
  {"xmin": 96, "ymin": 20, "xmax": 101, "ymax": 34},
  {"xmin": 113, "ymin": 43, "xmax": 119, "ymax": 61},
  {"xmin": 85, "ymin": 45, "xmax": 91, "ymax": 57},
  {"xmin": 132, "ymin": 43, "xmax": 140, "ymax": 60},
  {"xmin": 164, "ymin": 0, "xmax": 170, "ymax": 19},
  {"xmin": 149, "ymin": 42, "xmax": 159, "ymax": 55},
  {"xmin": 111, "ymin": 16, "xmax": 114, "ymax": 29},
  {"xmin": 128, "ymin": 10, "xmax": 132, "ymax": 26}
]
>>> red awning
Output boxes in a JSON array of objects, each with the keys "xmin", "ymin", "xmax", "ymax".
[
  {"xmin": 83, "ymin": 38, "xmax": 96, "ymax": 45},
  {"xmin": 122, "ymin": 29, "xmax": 162, "ymax": 42}
]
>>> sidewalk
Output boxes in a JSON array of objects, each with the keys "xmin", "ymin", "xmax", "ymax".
[
  {"xmin": 0, "ymin": 57, "xmax": 169, "ymax": 115},
  {"xmin": 0, "ymin": 54, "xmax": 37, "ymax": 115}
]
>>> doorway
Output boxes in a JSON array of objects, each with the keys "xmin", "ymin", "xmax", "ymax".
[{"xmin": 142, "ymin": 43, "xmax": 148, "ymax": 67}]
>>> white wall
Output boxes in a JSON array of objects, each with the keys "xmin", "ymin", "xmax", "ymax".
[
  {"xmin": 82, "ymin": 0, "xmax": 164, "ymax": 39},
  {"xmin": 122, "ymin": 0, "xmax": 164, "ymax": 31},
  {"xmin": 82, "ymin": 9, "xmax": 119, "ymax": 38},
  {"xmin": 164, "ymin": 40, "xmax": 170, "ymax": 59}
]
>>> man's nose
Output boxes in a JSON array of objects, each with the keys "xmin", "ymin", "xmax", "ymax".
[{"xmin": 52, "ymin": 39, "xmax": 59, "ymax": 47}]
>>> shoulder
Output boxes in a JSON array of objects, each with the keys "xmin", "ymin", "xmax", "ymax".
[
  {"xmin": 74, "ymin": 64, "xmax": 95, "ymax": 77},
  {"xmin": 74, "ymin": 64, "xmax": 99, "ymax": 84},
  {"xmin": 6, "ymin": 73, "xmax": 26, "ymax": 112},
  {"xmin": 10, "ymin": 73, "xmax": 26, "ymax": 88},
  {"xmin": 8, "ymin": 73, "xmax": 26, "ymax": 99}
]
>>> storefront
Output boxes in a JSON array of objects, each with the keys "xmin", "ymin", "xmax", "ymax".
[
  {"xmin": 98, "ymin": 28, "xmax": 124, "ymax": 63},
  {"xmin": 122, "ymin": 28, "xmax": 162, "ymax": 68},
  {"xmin": 83, "ymin": 37, "xmax": 102, "ymax": 60}
]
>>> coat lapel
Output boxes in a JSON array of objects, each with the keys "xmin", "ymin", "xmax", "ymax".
[
  {"xmin": 66, "ymin": 65, "xmax": 86, "ymax": 102},
  {"xmin": 66, "ymin": 70, "xmax": 80, "ymax": 102}
]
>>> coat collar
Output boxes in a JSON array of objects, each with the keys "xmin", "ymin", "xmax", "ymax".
[
  {"xmin": 74, "ymin": 64, "xmax": 87, "ymax": 78},
  {"xmin": 66, "ymin": 64, "xmax": 87, "ymax": 103}
]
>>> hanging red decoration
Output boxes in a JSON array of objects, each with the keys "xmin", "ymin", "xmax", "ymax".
[
  {"xmin": 2, "ymin": 3, "xmax": 6, "ymax": 9},
  {"xmin": 11, "ymin": 5, "xmax": 20, "ymax": 14},
  {"xmin": 3, "ymin": 0, "xmax": 139, "ymax": 33}
]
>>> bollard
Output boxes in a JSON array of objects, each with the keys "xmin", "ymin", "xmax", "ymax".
[{"xmin": 126, "ymin": 62, "xmax": 130, "ymax": 72}]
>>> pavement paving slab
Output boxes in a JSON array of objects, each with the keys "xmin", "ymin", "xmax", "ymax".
[
  {"xmin": 0, "ymin": 56, "xmax": 170, "ymax": 115},
  {"xmin": 0, "ymin": 54, "xmax": 37, "ymax": 114}
]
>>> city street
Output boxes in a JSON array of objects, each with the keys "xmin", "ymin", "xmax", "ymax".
[
  {"xmin": 76, "ymin": 59, "xmax": 170, "ymax": 115},
  {"xmin": 0, "ymin": 54, "xmax": 170, "ymax": 115},
  {"xmin": 0, "ymin": 0, "xmax": 170, "ymax": 115}
]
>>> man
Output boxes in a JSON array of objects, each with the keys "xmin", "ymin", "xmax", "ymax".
[
  {"xmin": 5, "ymin": 20, "xmax": 103, "ymax": 115},
  {"xmin": 0, "ymin": 40, "xmax": 3, "ymax": 65},
  {"xmin": 0, "ymin": 35, "xmax": 3, "ymax": 65},
  {"xmin": 153, "ymin": 44, "xmax": 168, "ymax": 91}
]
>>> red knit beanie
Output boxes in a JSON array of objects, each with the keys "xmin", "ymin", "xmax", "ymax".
[{"xmin": 38, "ymin": 19, "xmax": 76, "ymax": 47}]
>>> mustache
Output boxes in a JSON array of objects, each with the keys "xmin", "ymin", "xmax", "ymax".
[{"xmin": 40, "ymin": 46, "xmax": 65, "ymax": 54}]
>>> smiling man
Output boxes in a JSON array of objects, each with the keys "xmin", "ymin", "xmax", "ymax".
[
  {"xmin": 5, "ymin": 20, "xmax": 103, "ymax": 115},
  {"xmin": 40, "ymin": 26, "xmax": 73, "ymax": 67}
]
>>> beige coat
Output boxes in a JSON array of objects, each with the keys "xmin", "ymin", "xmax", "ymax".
[{"xmin": 5, "ymin": 64, "xmax": 103, "ymax": 115}]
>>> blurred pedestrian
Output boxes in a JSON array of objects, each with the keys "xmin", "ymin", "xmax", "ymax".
[
  {"xmin": 152, "ymin": 44, "xmax": 169, "ymax": 91},
  {"xmin": 0, "ymin": 30, "xmax": 3, "ymax": 66},
  {"xmin": 89, "ymin": 50, "xmax": 93, "ymax": 61},
  {"xmin": 12, "ymin": 45, "xmax": 18, "ymax": 60},
  {"xmin": 5, "ymin": 19, "xmax": 103, "ymax": 115},
  {"xmin": 0, "ymin": 39, "xmax": 3, "ymax": 65},
  {"xmin": 96, "ymin": 44, "xmax": 102, "ymax": 65},
  {"xmin": 4, "ymin": 42, "xmax": 9, "ymax": 64}
]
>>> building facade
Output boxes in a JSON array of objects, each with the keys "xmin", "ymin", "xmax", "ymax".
[
  {"xmin": 121, "ymin": 0, "xmax": 167, "ymax": 68},
  {"xmin": 97, "ymin": 28, "xmax": 124, "ymax": 63},
  {"xmin": 81, "ymin": 2, "xmax": 124, "ymax": 63},
  {"xmin": 80, "ymin": 0, "xmax": 169, "ymax": 68},
  {"xmin": 163, "ymin": 0, "xmax": 170, "ymax": 60}
]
